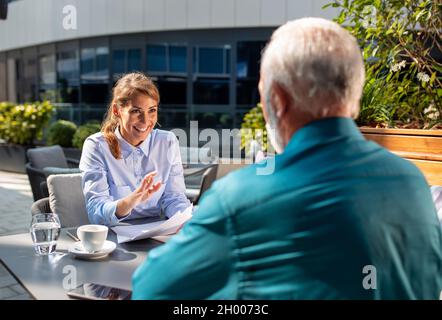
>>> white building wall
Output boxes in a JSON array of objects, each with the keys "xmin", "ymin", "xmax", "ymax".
[{"xmin": 0, "ymin": 0, "xmax": 339, "ymax": 51}]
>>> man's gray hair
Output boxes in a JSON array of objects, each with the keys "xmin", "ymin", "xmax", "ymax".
[{"xmin": 261, "ymin": 17, "xmax": 365, "ymax": 118}]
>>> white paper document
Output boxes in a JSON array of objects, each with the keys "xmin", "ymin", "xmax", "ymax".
[{"xmin": 111, "ymin": 206, "xmax": 193, "ymax": 244}]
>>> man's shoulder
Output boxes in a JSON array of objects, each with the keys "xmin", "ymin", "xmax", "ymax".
[
  {"xmin": 372, "ymin": 143, "xmax": 426, "ymax": 178},
  {"xmin": 208, "ymin": 161, "xmax": 275, "ymax": 208}
]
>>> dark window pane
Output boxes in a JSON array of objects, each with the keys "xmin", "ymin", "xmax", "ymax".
[
  {"xmin": 225, "ymin": 48, "xmax": 230, "ymax": 74},
  {"xmin": 57, "ymin": 50, "xmax": 79, "ymax": 82},
  {"xmin": 57, "ymin": 84, "xmax": 79, "ymax": 103},
  {"xmin": 236, "ymin": 41, "xmax": 264, "ymax": 79},
  {"xmin": 81, "ymin": 46, "xmax": 109, "ymax": 83},
  {"xmin": 81, "ymin": 84, "xmax": 109, "ymax": 104},
  {"xmin": 53, "ymin": 106, "xmax": 75, "ymax": 122},
  {"xmin": 235, "ymin": 110, "xmax": 250, "ymax": 128},
  {"xmin": 81, "ymin": 48, "xmax": 94, "ymax": 76},
  {"xmin": 39, "ymin": 54, "xmax": 56, "ymax": 102},
  {"xmin": 193, "ymin": 78, "xmax": 229, "ymax": 104},
  {"xmin": 57, "ymin": 49, "xmax": 79, "ymax": 103},
  {"xmin": 158, "ymin": 111, "xmax": 188, "ymax": 129},
  {"xmin": 147, "ymin": 45, "xmax": 166, "ymax": 72},
  {"xmin": 169, "ymin": 46, "xmax": 186, "ymax": 73},
  {"xmin": 236, "ymin": 79, "xmax": 260, "ymax": 106},
  {"xmin": 156, "ymin": 76, "xmax": 187, "ymax": 105},
  {"xmin": 193, "ymin": 112, "xmax": 233, "ymax": 129},
  {"xmin": 24, "ymin": 56, "xmax": 36, "ymax": 78},
  {"xmin": 128, "ymin": 49, "xmax": 141, "ymax": 72},
  {"xmin": 15, "ymin": 59, "xmax": 21, "ymax": 80},
  {"xmin": 236, "ymin": 41, "xmax": 266, "ymax": 105},
  {"xmin": 112, "ymin": 49, "xmax": 125, "ymax": 75},
  {"xmin": 96, "ymin": 47, "xmax": 109, "ymax": 81},
  {"xmin": 39, "ymin": 54, "xmax": 56, "ymax": 85},
  {"xmin": 193, "ymin": 47, "xmax": 197, "ymax": 73},
  {"xmin": 199, "ymin": 48, "xmax": 223, "ymax": 74},
  {"xmin": 79, "ymin": 106, "xmax": 108, "ymax": 124},
  {"xmin": 96, "ymin": 47, "xmax": 109, "ymax": 72},
  {"xmin": 0, "ymin": 55, "xmax": 7, "ymax": 101},
  {"xmin": 23, "ymin": 55, "xmax": 38, "ymax": 102}
]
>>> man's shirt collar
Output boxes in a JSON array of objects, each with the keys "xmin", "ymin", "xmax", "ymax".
[{"xmin": 285, "ymin": 117, "xmax": 365, "ymax": 154}]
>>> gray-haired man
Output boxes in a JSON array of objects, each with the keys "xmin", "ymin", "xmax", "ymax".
[{"xmin": 133, "ymin": 17, "xmax": 442, "ymax": 300}]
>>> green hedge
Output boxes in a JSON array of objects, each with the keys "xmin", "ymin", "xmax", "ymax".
[
  {"xmin": 72, "ymin": 121, "xmax": 101, "ymax": 149},
  {"xmin": 46, "ymin": 120, "xmax": 78, "ymax": 148}
]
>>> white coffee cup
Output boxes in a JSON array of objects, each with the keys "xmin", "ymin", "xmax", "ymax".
[{"xmin": 77, "ymin": 224, "xmax": 108, "ymax": 253}]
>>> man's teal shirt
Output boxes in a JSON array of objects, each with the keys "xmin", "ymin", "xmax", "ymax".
[{"xmin": 132, "ymin": 118, "xmax": 442, "ymax": 299}]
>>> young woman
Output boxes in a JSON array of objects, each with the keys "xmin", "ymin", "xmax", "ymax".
[{"xmin": 79, "ymin": 72, "xmax": 191, "ymax": 226}]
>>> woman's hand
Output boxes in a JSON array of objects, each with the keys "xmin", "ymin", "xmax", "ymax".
[
  {"xmin": 116, "ymin": 171, "xmax": 162, "ymax": 218},
  {"xmin": 132, "ymin": 171, "xmax": 162, "ymax": 205}
]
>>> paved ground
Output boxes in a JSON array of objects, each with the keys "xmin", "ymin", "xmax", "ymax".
[{"xmin": 0, "ymin": 171, "xmax": 34, "ymax": 300}]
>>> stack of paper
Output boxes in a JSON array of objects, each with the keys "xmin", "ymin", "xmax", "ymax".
[{"xmin": 111, "ymin": 206, "xmax": 193, "ymax": 244}]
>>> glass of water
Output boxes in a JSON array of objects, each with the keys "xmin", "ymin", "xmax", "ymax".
[{"xmin": 30, "ymin": 213, "xmax": 61, "ymax": 255}]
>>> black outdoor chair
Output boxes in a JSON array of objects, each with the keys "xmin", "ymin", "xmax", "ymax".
[
  {"xmin": 26, "ymin": 145, "xmax": 81, "ymax": 201},
  {"xmin": 192, "ymin": 164, "xmax": 218, "ymax": 205},
  {"xmin": 184, "ymin": 164, "xmax": 218, "ymax": 205},
  {"xmin": 184, "ymin": 160, "xmax": 249, "ymax": 205}
]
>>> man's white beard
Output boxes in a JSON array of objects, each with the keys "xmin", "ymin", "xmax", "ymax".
[
  {"xmin": 263, "ymin": 80, "xmax": 285, "ymax": 154},
  {"xmin": 266, "ymin": 122, "xmax": 284, "ymax": 154}
]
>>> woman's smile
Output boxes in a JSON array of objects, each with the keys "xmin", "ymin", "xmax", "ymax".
[{"xmin": 114, "ymin": 94, "xmax": 158, "ymax": 146}]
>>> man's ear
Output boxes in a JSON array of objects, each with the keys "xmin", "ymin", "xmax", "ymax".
[{"xmin": 271, "ymin": 83, "xmax": 290, "ymax": 118}]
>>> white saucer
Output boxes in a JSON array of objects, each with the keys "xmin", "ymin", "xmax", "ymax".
[{"xmin": 68, "ymin": 240, "xmax": 116, "ymax": 260}]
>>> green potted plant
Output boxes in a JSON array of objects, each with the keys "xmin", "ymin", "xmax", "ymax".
[
  {"xmin": 240, "ymin": 103, "xmax": 268, "ymax": 158},
  {"xmin": 72, "ymin": 121, "xmax": 101, "ymax": 150},
  {"xmin": 0, "ymin": 101, "xmax": 54, "ymax": 173},
  {"xmin": 323, "ymin": 0, "xmax": 442, "ymax": 185},
  {"xmin": 46, "ymin": 119, "xmax": 81, "ymax": 160}
]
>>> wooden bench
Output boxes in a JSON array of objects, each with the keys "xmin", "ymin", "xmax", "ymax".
[{"xmin": 361, "ymin": 128, "xmax": 442, "ymax": 186}]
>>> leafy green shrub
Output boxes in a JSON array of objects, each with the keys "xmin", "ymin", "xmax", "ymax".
[
  {"xmin": 72, "ymin": 121, "xmax": 101, "ymax": 149},
  {"xmin": 324, "ymin": 0, "xmax": 441, "ymax": 128},
  {"xmin": 239, "ymin": 103, "xmax": 268, "ymax": 154},
  {"xmin": 0, "ymin": 102, "xmax": 15, "ymax": 142},
  {"xmin": 46, "ymin": 120, "xmax": 78, "ymax": 148},
  {"xmin": 0, "ymin": 101, "xmax": 54, "ymax": 145},
  {"xmin": 0, "ymin": 102, "xmax": 15, "ymax": 115}
]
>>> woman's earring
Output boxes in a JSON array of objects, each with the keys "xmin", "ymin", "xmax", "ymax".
[{"xmin": 155, "ymin": 122, "xmax": 162, "ymax": 128}]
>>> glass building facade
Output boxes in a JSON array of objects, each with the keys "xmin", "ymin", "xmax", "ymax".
[{"xmin": 0, "ymin": 28, "xmax": 272, "ymax": 131}]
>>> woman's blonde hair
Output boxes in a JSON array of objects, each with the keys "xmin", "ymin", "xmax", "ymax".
[{"xmin": 102, "ymin": 72, "xmax": 160, "ymax": 159}]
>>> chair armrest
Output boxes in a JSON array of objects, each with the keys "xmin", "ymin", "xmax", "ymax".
[
  {"xmin": 183, "ymin": 164, "xmax": 217, "ymax": 178},
  {"xmin": 31, "ymin": 197, "xmax": 51, "ymax": 215},
  {"xmin": 66, "ymin": 157, "xmax": 80, "ymax": 168},
  {"xmin": 25, "ymin": 163, "xmax": 46, "ymax": 179},
  {"xmin": 43, "ymin": 167, "xmax": 81, "ymax": 178}
]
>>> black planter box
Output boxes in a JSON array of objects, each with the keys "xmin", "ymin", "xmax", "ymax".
[{"xmin": 0, "ymin": 144, "xmax": 33, "ymax": 173}]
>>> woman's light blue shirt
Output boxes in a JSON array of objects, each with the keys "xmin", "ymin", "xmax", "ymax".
[{"xmin": 79, "ymin": 128, "xmax": 191, "ymax": 226}]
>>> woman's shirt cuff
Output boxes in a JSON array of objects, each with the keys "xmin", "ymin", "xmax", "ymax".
[{"xmin": 105, "ymin": 200, "xmax": 133, "ymax": 226}]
